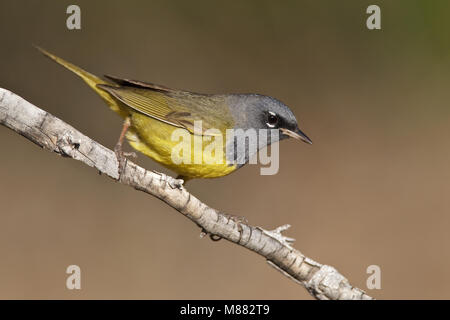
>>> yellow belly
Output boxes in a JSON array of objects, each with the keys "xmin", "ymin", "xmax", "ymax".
[{"xmin": 125, "ymin": 111, "xmax": 237, "ymax": 179}]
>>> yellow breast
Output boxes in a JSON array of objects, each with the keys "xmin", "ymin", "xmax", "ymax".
[{"xmin": 125, "ymin": 111, "xmax": 237, "ymax": 179}]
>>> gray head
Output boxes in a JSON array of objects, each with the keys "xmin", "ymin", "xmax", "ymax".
[
  {"xmin": 227, "ymin": 94, "xmax": 312, "ymax": 144},
  {"xmin": 225, "ymin": 94, "xmax": 312, "ymax": 165}
]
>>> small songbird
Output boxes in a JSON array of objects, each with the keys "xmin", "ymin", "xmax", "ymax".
[{"xmin": 37, "ymin": 47, "xmax": 312, "ymax": 181}]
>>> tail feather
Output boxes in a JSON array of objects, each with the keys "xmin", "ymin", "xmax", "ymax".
[{"xmin": 36, "ymin": 46, "xmax": 126, "ymax": 116}]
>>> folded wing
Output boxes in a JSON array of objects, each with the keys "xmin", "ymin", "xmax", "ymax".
[{"xmin": 98, "ymin": 77, "xmax": 233, "ymax": 135}]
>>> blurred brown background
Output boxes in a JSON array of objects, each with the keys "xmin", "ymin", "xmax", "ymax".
[{"xmin": 0, "ymin": 0, "xmax": 449, "ymax": 299}]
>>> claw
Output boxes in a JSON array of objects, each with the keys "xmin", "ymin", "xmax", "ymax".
[
  {"xmin": 123, "ymin": 151, "xmax": 137, "ymax": 158},
  {"xmin": 114, "ymin": 148, "xmax": 128, "ymax": 180},
  {"xmin": 153, "ymin": 171, "xmax": 184, "ymax": 189},
  {"xmin": 114, "ymin": 117, "xmax": 134, "ymax": 181}
]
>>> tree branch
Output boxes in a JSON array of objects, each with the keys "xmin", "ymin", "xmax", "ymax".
[{"xmin": 0, "ymin": 88, "xmax": 373, "ymax": 300}]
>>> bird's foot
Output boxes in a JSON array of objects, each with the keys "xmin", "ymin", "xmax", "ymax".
[
  {"xmin": 114, "ymin": 144, "xmax": 137, "ymax": 181},
  {"xmin": 114, "ymin": 117, "xmax": 136, "ymax": 181},
  {"xmin": 153, "ymin": 171, "xmax": 184, "ymax": 189},
  {"xmin": 257, "ymin": 224, "xmax": 295, "ymax": 250}
]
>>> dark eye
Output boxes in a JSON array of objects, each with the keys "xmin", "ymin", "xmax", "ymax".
[{"xmin": 267, "ymin": 112, "xmax": 278, "ymax": 127}]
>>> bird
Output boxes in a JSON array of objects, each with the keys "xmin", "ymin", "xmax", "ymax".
[{"xmin": 37, "ymin": 47, "xmax": 312, "ymax": 182}]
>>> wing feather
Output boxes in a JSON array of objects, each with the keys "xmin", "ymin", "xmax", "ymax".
[
  {"xmin": 97, "ymin": 78, "xmax": 233, "ymax": 136},
  {"xmin": 97, "ymin": 84, "xmax": 184, "ymax": 128}
]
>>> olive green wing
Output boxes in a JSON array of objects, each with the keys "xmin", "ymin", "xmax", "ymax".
[{"xmin": 97, "ymin": 81, "xmax": 233, "ymax": 135}]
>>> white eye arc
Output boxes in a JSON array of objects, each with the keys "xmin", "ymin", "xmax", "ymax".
[{"xmin": 266, "ymin": 111, "xmax": 278, "ymax": 128}]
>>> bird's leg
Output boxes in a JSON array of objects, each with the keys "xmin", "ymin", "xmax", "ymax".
[{"xmin": 115, "ymin": 117, "xmax": 137, "ymax": 179}]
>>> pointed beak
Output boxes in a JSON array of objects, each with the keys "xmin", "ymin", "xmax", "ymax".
[{"xmin": 280, "ymin": 128, "xmax": 313, "ymax": 144}]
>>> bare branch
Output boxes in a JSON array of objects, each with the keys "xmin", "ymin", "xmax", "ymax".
[{"xmin": 0, "ymin": 88, "xmax": 373, "ymax": 300}]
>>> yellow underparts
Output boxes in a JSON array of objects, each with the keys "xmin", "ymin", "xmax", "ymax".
[{"xmin": 125, "ymin": 111, "xmax": 237, "ymax": 179}]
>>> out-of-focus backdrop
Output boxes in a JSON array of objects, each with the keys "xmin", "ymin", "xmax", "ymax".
[{"xmin": 0, "ymin": 0, "xmax": 449, "ymax": 299}]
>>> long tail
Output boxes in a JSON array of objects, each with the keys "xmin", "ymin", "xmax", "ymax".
[{"xmin": 36, "ymin": 46, "xmax": 126, "ymax": 116}]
